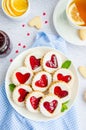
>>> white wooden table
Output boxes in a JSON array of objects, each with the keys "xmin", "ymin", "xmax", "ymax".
[{"xmin": 0, "ymin": 0, "xmax": 86, "ymax": 129}]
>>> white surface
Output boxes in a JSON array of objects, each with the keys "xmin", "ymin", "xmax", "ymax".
[
  {"xmin": 0, "ymin": 0, "xmax": 86, "ymax": 129},
  {"xmin": 5, "ymin": 47, "xmax": 78, "ymax": 121},
  {"xmin": 53, "ymin": 0, "xmax": 86, "ymax": 46}
]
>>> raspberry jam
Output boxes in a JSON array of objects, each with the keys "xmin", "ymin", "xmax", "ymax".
[
  {"xmin": 30, "ymin": 96, "xmax": 42, "ymax": 109},
  {"xmin": 43, "ymin": 100, "xmax": 58, "ymax": 113},
  {"xmin": 0, "ymin": 30, "xmax": 11, "ymax": 58}
]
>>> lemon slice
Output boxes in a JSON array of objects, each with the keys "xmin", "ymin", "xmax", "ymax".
[
  {"xmin": 68, "ymin": 3, "xmax": 85, "ymax": 26},
  {"xmin": 6, "ymin": 0, "xmax": 16, "ymax": 16},
  {"xmin": 10, "ymin": 0, "xmax": 28, "ymax": 13}
]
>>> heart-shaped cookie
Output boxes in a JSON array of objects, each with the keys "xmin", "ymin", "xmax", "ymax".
[
  {"xmin": 57, "ymin": 73, "xmax": 71, "ymax": 83},
  {"xmin": 30, "ymin": 96, "xmax": 42, "ymax": 109},
  {"xmin": 46, "ymin": 54, "xmax": 58, "ymax": 68},
  {"xmin": 78, "ymin": 66, "xmax": 86, "ymax": 78},
  {"xmin": 18, "ymin": 88, "xmax": 28, "ymax": 102},
  {"xmin": 43, "ymin": 100, "xmax": 58, "ymax": 113},
  {"xmin": 16, "ymin": 72, "xmax": 30, "ymax": 84},
  {"xmin": 30, "ymin": 56, "xmax": 40, "ymax": 70},
  {"xmin": 28, "ymin": 16, "xmax": 42, "ymax": 29},
  {"xmin": 35, "ymin": 74, "xmax": 48, "ymax": 87},
  {"xmin": 54, "ymin": 86, "xmax": 68, "ymax": 98}
]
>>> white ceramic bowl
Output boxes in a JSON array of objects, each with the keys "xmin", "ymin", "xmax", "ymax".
[
  {"xmin": 1, "ymin": 0, "xmax": 30, "ymax": 21},
  {"xmin": 66, "ymin": 0, "xmax": 86, "ymax": 29}
]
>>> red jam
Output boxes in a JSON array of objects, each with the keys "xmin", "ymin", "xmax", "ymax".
[
  {"xmin": 57, "ymin": 73, "xmax": 71, "ymax": 83},
  {"xmin": 30, "ymin": 96, "xmax": 42, "ymax": 109},
  {"xmin": 0, "ymin": 30, "xmax": 11, "ymax": 57},
  {"xmin": 46, "ymin": 54, "xmax": 58, "ymax": 68},
  {"xmin": 16, "ymin": 72, "xmax": 30, "ymax": 84},
  {"xmin": 18, "ymin": 88, "xmax": 28, "ymax": 102},
  {"xmin": 43, "ymin": 100, "xmax": 58, "ymax": 113},
  {"xmin": 35, "ymin": 74, "xmax": 48, "ymax": 87},
  {"xmin": 54, "ymin": 86, "xmax": 68, "ymax": 98},
  {"xmin": 30, "ymin": 56, "xmax": 40, "ymax": 70}
]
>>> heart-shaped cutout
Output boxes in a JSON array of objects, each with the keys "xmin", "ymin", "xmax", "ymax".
[
  {"xmin": 35, "ymin": 74, "xmax": 48, "ymax": 87},
  {"xmin": 30, "ymin": 96, "xmax": 42, "ymax": 109},
  {"xmin": 30, "ymin": 56, "xmax": 40, "ymax": 70},
  {"xmin": 57, "ymin": 73, "xmax": 71, "ymax": 83},
  {"xmin": 28, "ymin": 16, "xmax": 42, "ymax": 29},
  {"xmin": 16, "ymin": 72, "xmax": 30, "ymax": 84},
  {"xmin": 18, "ymin": 88, "xmax": 28, "ymax": 102},
  {"xmin": 43, "ymin": 100, "xmax": 58, "ymax": 113},
  {"xmin": 46, "ymin": 54, "xmax": 58, "ymax": 68},
  {"xmin": 54, "ymin": 86, "xmax": 68, "ymax": 98}
]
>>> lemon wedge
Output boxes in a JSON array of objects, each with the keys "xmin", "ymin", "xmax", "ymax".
[
  {"xmin": 10, "ymin": 0, "xmax": 28, "ymax": 13},
  {"xmin": 68, "ymin": 3, "xmax": 85, "ymax": 26},
  {"xmin": 3, "ymin": 0, "xmax": 16, "ymax": 16},
  {"xmin": 3, "ymin": 0, "xmax": 28, "ymax": 17}
]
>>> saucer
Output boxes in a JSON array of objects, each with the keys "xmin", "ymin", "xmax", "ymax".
[{"xmin": 53, "ymin": 0, "xmax": 86, "ymax": 46}]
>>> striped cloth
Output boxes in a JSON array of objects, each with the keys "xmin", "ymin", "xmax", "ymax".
[{"xmin": 0, "ymin": 32, "xmax": 79, "ymax": 130}]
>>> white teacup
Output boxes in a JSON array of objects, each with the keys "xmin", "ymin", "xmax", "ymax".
[{"xmin": 66, "ymin": 0, "xmax": 86, "ymax": 29}]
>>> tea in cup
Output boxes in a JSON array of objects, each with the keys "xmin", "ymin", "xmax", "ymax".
[{"xmin": 66, "ymin": 0, "xmax": 86, "ymax": 29}]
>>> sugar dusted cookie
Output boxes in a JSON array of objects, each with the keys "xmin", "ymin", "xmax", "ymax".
[
  {"xmin": 24, "ymin": 52, "xmax": 43, "ymax": 73},
  {"xmin": 32, "ymin": 71, "xmax": 52, "ymax": 92},
  {"xmin": 78, "ymin": 29, "xmax": 86, "ymax": 40},
  {"xmin": 28, "ymin": 16, "xmax": 42, "ymax": 29},
  {"xmin": 12, "ymin": 67, "xmax": 33, "ymax": 85},
  {"xmin": 13, "ymin": 85, "xmax": 32, "ymax": 107},
  {"xmin": 78, "ymin": 66, "xmax": 86, "ymax": 78},
  {"xmin": 53, "ymin": 68, "xmax": 74, "ymax": 86},
  {"xmin": 49, "ymin": 82, "xmax": 71, "ymax": 102},
  {"xmin": 42, "ymin": 51, "xmax": 62, "ymax": 73},
  {"xmin": 25, "ymin": 91, "xmax": 44, "ymax": 113},
  {"xmin": 39, "ymin": 94, "xmax": 61, "ymax": 117}
]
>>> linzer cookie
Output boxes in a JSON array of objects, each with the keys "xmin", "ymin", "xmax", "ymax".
[
  {"xmin": 32, "ymin": 71, "xmax": 52, "ymax": 92},
  {"xmin": 53, "ymin": 68, "xmax": 74, "ymax": 86},
  {"xmin": 42, "ymin": 51, "xmax": 62, "ymax": 73},
  {"xmin": 12, "ymin": 85, "xmax": 32, "ymax": 107},
  {"xmin": 25, "ymin": 91, "xmax": 44, "ymax": 113},
  {"xmin": 24, "ymin": 52, "xmax": 43, "ymax": 72},
  {"xmin": 39, "ymin": 94, "xmax": 61, "ymax": 117},
  {"xmin": 12, "ymin": 67, "xmax": 33, "ymax": 85},
  {"xmin": 49, "ymin": 81, "xmax": 71, "ymax": 103}
]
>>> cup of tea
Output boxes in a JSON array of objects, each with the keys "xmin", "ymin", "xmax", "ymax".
[
  {"xmin": 0, "ymin": 30, "xmax": 12, "ymax": 58},
  {"xmin": 66, "ymin": 0, "xmax": 86, "ymax": 29}
]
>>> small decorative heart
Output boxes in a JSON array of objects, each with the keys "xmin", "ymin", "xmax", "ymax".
[
  {"xmin": 16, "ymin": 72, "xmax": 30, "ymax": 84},
  {"xmin": 35, "ymin": 74, "xmax": 48, "ymax": 87},
  {"xmin": 18, "ymin": 88, "xmax": 28, "ymax": 102},
  {"xmin": 30, "ymin": 56, "xmax": 40, "ymax": 70},
  {"xmin": 54, "ymin": 86, "xmax": 68, "ymax": 98},
  {"xmin": 30, "ymin": 96, "xmax": 42, "ymax": 109},
  {"xmin": 46, "ymin": 54, "xmax": 58, "ymax": 68},
  {"xmin": 57, "ymin": 73, "xmax": 71, "ymax": 83},
  {"xmin": 43, "ymin": 100, "xmax": 58, "ymax": 113}
]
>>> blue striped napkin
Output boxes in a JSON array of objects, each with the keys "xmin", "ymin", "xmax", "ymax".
[{"xmin": 0, "ymin": 32, "xmax": 79, "ymax": 130}]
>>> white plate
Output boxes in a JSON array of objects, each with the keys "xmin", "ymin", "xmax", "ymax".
[
  {"xmin": 5, "ymin": 47, "xmax": 78, "ymax": 121},
  {"xmin": 53, "ymin": 0, "xmax": 86, "ymax": 46}
]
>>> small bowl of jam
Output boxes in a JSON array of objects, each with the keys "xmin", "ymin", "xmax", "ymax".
[
  {"xmin": 0, "ymin": 30, "xmax": 12, "ymax": 58},
  {"xmin": 1, "ymin": 0, "xmax": 30, "ymax": 21}
]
